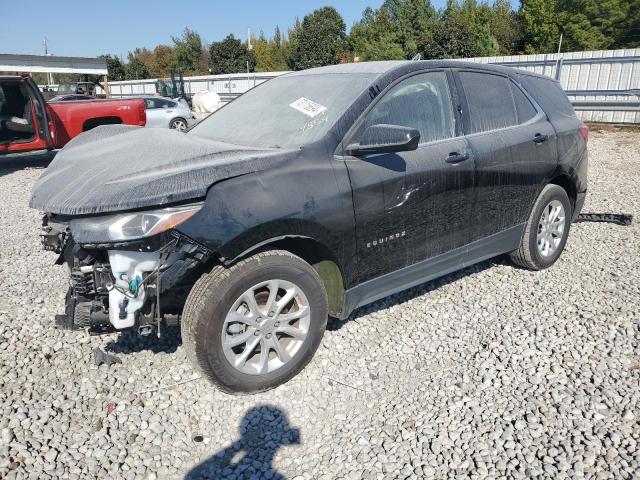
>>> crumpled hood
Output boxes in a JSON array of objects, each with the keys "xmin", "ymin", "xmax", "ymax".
[{"xmin": 30, "ymin": 125, "xmax": 297, "ymax": 215}]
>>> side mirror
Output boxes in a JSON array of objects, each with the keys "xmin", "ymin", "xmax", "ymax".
[{"xmin": 346, "ymin": 124, "xmax": 420, "ymax": 156}]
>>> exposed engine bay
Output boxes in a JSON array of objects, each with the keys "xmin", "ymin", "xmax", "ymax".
[{"xmin": 42, "ymin": 214, "xmax": 212, "ymax": 336}]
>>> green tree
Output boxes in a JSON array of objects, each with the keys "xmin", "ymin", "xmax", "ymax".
[
  {"xmin": 283, "ymin": 18, "xmax": 302, "ymax": 68},
  {"xmin": 349, "ymin": 6, "xmax": 405, "ymax": 61},
  {"xmin": 254, "ymin": 28, "xmax": 289, "ymax": 72},
  {"xmin": 422, "ymin": 1, "xmax": 501, "ymax": 58},
  {"xmin": 520, "ymin": 0, "xmax": 560, "ymax": 53},
  {"xmin": 125, "ymin": 49, "xmax": 151, "ymax": 79},
  {"xmin": 618, "ymin": 0, "xmax": 640, "ymax": 47},
  {"xmin": 172, "ymin": 28, "xmax": 204, "ymax": 74},
  {"xmin": 488, "ymin": 0, "xmax": 521, "ymax": 54},
  {"xmin": 274, "ymin": 25, "xmax": 283, "ymax": 48},
  {"xmin": 99, "ymin": 54, "xmax": 125, "ymax": 81},
  {"xmin": 475, "ymin": 23, "xmax": 501, "ymax": 56},
  {"xmin": 422, "ymin": 16, "xmax": 485, "ymax": 58},
  {"xmin": 209, "ymin": 34, "xmax": 256, "ymax": 74},
  {"xmin": 557, "ymin": 0, "xmax": 628, "ymax": 51},
  {"xmin": 288, "ymin": 7, "xmax": 347, "ymax": 70},
  {"xmin": 383, "ymin": 0, "xmax": 438, "ymax": 58}
]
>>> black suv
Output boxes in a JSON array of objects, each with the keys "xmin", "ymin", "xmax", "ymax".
[{"xmin": 31, "ymin": 61, "xmax": 588, "ymax": 393}]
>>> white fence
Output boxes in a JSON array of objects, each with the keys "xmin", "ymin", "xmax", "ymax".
[
  {"xmin": 95, "ymin": 48, "xmax": 640, "ymax": 124},
  {"xmin": 95, "ymin": 72, "xmax": 285, "ymax": 102}
]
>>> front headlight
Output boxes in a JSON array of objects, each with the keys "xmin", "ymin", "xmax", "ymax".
[{"xmin": 69, "ymin": 203, "xmax": 203, "ymax": 243}]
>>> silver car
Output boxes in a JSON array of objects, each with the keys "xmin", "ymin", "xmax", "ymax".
[{"xmin": 141, "ymin": 96, "xmax": 196, "ymax": 131}]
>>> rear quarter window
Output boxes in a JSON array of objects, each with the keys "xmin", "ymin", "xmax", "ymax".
[{"xmin": 516, "ymin": 75, "xmax": 576, "ymax": 121}]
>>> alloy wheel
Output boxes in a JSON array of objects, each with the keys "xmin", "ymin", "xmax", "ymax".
[
  {"xmin": 222, "ymin": 279, "xmax": 310, "ymax": 375},
  {"xmin": 171, "ymin": 119, "xmax": 187, "ymax": 131},
  {"xmin": 537, "ymin": 199, "xmax": 565, "ymax": 257}
]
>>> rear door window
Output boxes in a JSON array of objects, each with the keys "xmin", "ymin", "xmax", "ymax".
[
  {"xmin": 459, "ymin": 71, "xmax": 518, "ymax": 134},
  {"xmin": 362, "ymin": 71, "xmax": 455, "ymax": 145}
]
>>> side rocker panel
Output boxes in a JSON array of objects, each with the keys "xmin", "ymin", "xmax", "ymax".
[{"xmin": 341, "ymin": 223, "xmax": 525, "ymax": 319}]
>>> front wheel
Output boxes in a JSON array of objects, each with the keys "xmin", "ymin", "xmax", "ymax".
[
  {"xmin": 510, "ymin": 184, "xmax": 572, "ymax": 270},
  {"xmin": 181, "ymin": 250, "xmax": 328, "ymax": 394}
]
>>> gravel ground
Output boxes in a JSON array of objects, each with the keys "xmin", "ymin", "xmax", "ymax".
[{"xmin": 0, "ymin": 130, "xmax": 639, "ymax": 480}]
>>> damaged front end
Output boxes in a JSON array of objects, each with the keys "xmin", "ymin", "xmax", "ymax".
[{"xmin": 41, "ymin": 205, "xmax": 212, "ymax": 336}]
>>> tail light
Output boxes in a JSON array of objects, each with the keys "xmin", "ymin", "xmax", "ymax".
[
  {"xmin": 578, "ymin": 123, "xmax": 589, "ymax": 144},
  {"xmin": 138, "ymin": 102, "xmax": 147, "ymax": 126}
]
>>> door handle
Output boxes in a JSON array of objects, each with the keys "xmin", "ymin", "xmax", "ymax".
[
  {"xmin": 166, "ymin": 110, "xmax": 173, "ymax": 113},
  {"xmin": 533, "ymin": 133, "xmax": 549, "ymax": 144},
  {"xmin": 446, "ymin": 152, "xmax": 470, "ymax": 164}
]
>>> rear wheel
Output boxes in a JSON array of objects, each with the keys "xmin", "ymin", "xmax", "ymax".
[
  {"xmin": 170, "ymin": 117, "xmax": 188, "ymax": 131},
  {"xmin": 510, "ymin": 184, "xmax": 572, "ymax": 270},
  {"xmin": 181, "ymin": 250, "xmax": 328, "ymax": 394}
]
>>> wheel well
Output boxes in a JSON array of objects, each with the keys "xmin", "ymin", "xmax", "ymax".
[
  {"xmin": 82, "ymin": 116, "xmax": 123, "ymax": 132},
  {"xmin": 549, "ymin": 175, "xmax": 577, "ymax": 209},
  {"xmin": 230, "ymin": 237, "xmax": 346, "ymax": 318}
]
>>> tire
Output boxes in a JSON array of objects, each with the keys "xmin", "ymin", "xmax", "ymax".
[
  {"xmin": 510, "ymin": 184, "xmax": 572, "ymax": 270},
  {"xmin": 169, "ymin": 118, "xmax": 188, "ymax": 131},
  {"xmin": 181, "ymin": 250, "xmax": 328, "ymax": 394}
]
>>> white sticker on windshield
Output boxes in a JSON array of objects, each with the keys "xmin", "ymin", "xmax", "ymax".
[{"xmin": 289, "ymin": 97, "xmax": 327, "ymax": 118}]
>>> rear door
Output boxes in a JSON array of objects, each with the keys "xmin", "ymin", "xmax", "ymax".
[
  {"xmin": 143, "ymin": 98, "xmax": 161, "ymax": 127},
  {"xmin": 144, "ymin": 98, "xmax": 174, "ymax": 127},
  {"xmin": 454, "ymin": 69, "xmax": 557, "ymax": 241},
  {"xmin": 341, "ymin": 70, "xmax": 475, "ymax": 284}
]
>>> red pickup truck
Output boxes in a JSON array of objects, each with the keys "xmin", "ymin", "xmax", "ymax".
[{"xmin": 1, "ymin": 75, "xmax": 146, "ymax": 155}]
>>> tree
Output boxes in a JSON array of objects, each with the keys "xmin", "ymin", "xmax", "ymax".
[
  {"xmin": 487, "ymin": 0, "xmax": 521, "ymax": 55},
  {"xmin": 149, "ymin": 45, "xmax": 176, "ymax": 78},
  {"xmin": 172, "ymin": 28, "xmax": 204, "ymax": 74},
  {"xmin": 125, "ymin": 49, "xmax": 151, "ymax": 80},
  {"xmin": 383, "ymin": 0, "xmax": 437, "ymax": 58},
  {"xmin": 288, "ymin": 7, "xmax": 347, "ymax": 70},
  {"xmin": 422, "ymin": 17, "xmax": 485, "ymax": 58},
  {"xmin": 284, "ymin": 18, "xmax": 302, "ymax": 68},
  {"xmin": 557, "ymin": 0, "xmax": 627, "ymax": 51},
  {"xmin": 618, "ymin": 0, "xmax": 640, "ymax": 47},
  {"xmin": 349, "ymin": 7, "xmax": 405, "ymax": 61},
  {"xmin": 253, "ymin": 28, "xmax": 289, "ymax": 72},
  {"xmin": 419, "ymin": 1, "xmax": 501, "ymax": 58},
  {"xmin": 520, "ymin": 0, "xmax": 561, "ymax": 53},
  {"xmin": 99, "ymin": 54, "xmax": 125, "ymax": 81},
  {"xmin": 209, "ymin": 34, "xmax": 256, "ymax": 74},
  {"xmin": 274, "ymin": 25, "xmax": 283, "ymax": 48}
]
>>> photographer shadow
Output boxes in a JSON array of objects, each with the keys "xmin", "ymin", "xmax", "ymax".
[{"xmin": 185, "ymin": 405, "xmax": 300, "ymax": 480}]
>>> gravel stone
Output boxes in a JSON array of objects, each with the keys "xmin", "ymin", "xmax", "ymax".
[{"xmin": 0, "ymin": 130, "xmax": 639, "ymax": 479}]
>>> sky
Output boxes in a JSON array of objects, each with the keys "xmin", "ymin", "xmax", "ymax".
[{"xmin": 0, "ymin": 0, "xmax": 519, "ymax": 59}]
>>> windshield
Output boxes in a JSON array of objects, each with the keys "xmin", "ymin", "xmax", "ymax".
[
  {"xmin": 56, "ymin": 84, "xmax": 75, "ymax": 94},
  {"xmin": 188, "ymin": 73, "xmax": 377, "ymax": 149}
]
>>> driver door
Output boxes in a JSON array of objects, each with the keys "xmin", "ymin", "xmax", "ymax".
[
  {"xmin": 340, "ymin": 70, "xmax": 475, "ymax": 285},
  {"xmin": 0, "ymin": 77, "xmax": 54, "ymax": 155}
]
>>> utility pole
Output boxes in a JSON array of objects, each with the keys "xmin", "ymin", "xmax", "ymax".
[
  {"xmin": 557, "ymin": 31, "xmax": 564, "ymax": 55},
  {"xmin": 43, "ymin": 37, "xmax": 53, "ymax": 85},
  {"xmin": 247, "ymin": 28, "xmax": 252, "ymax": 82},
  {"xmin": 555, "ymin": 28, "xmax": 564, "ymax": 81}
]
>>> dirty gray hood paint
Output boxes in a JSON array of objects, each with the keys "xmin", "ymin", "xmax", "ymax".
[{"xmin": 30, "ymin": 125, "xmax": 297, "ymax": 215}]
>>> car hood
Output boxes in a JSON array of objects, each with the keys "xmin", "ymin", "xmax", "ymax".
[{"xmin": 30, "ymin": 125, "xmax": 298, "ymax": 215}]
